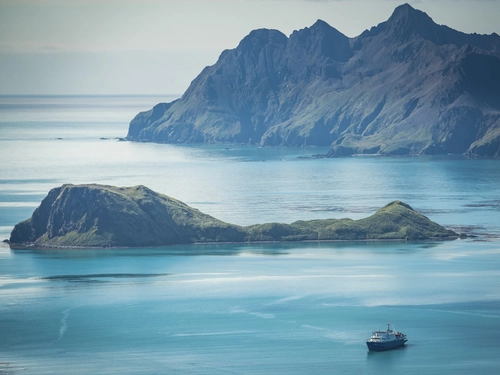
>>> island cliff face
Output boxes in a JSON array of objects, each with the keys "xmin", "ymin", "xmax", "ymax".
[
  {"xmin": 9, "ymin": 184, "xmax": 244, "ymax": 248},
  {"xmin": 10, "ymin": 184, "xmax": 457, "ymax": 249},
  {"xmin": 127, "ymin": 4, "xmax": 500, "ymax": 157}
]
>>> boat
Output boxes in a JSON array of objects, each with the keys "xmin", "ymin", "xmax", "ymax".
[{"xmin": 366, "ymin": 322, "xmax": 407, "ymax": 351}]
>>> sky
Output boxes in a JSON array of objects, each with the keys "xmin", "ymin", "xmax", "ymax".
[{"xmin": 0, "ymin": 0, "xmax": 499, "ymax": 96}]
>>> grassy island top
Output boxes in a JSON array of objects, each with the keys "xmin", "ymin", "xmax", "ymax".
[{"xmin": 10, "ymin": 184, "xmax": 458, "ymax": 249}]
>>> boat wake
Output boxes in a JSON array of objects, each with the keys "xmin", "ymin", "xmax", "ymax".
[{"xmin": 56, "ymin": 308, "xmax": 71, "ymax": 342}]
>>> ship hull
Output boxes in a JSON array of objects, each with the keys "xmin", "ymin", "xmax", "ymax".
[{"xmin": 366, "ymin": 339, "xmax": 407, "ymax": 352}]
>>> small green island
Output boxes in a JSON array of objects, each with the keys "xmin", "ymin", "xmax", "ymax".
[{"xmin": 9, "ymin": 184, "xmax": 458, "ymax": 249}]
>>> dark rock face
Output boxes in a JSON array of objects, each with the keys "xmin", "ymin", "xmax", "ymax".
[
  {"xmin": 127, "ymin": 3, "xmax": 500, "ymax": 157},
  {"xmin": 10, "ymin": 184, "xmax": 457, "ymax": 249}
]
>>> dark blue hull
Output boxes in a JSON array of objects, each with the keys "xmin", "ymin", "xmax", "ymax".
[{"xmin": 366, "ymin": 339, "xmax": 407, "ymax": 351}]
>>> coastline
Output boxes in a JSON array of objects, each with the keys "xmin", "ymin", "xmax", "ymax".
[{"xmin": 8, "ymin": 235, "xmax": 461, "ymax": 251}]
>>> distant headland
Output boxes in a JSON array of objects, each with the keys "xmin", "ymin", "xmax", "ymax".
[
  {"xmin": 9, "ymin": 184, "xmax": 458, "ymax": 249},
  {"xmin": 127, "ymin": 3, "xmax": 500, "ymax": 157}
]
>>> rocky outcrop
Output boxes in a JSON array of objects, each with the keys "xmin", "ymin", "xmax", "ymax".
[
  {"xmin": 10, "ymin": 184, "xmax": 245, "ymax": 248},
  {"xmin": 10, "ymin": 184, "xmax": 457, "ymax": 249},
  {"xmin": 127, "ymin": 3, "xmax": 500, "ymax": 157}
]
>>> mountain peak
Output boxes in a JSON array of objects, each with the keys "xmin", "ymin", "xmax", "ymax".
[
  {"xmin": 363, "ymin": 3, "xmax": 500, "ymax": 51},
  {"xmin": 289, "ymin": 19, "xmax": 351, "ymax": 62},
  {"xmin": 390, "ymin": 3, "xmax": 430, "ymax": 21},
  {"xmin": 238, "ymin": 28, "xmax": 288, "ymax": 49},
  {"xmin": 391, "ymin": 3, "xmax": 417, "ymax": 17},
  {"xmin": 386, "ymin": 3, "xmax": 437, "ymax": 39},
  {"xmin": 310, "ymin": 19, "xmax": 348, "ymax": 41},
  {"xmin": 292, "ymin": 19, "xmax": 346, "ymax": 40},
  {"xmin": 364, "ymin": 4, "xmax": 438, "ymax": 42},
  {"xmin": 311, "ymin": 19, "xmax": 333, "ymax": 30}
]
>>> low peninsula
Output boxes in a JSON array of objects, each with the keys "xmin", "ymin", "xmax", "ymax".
[{"xmin": 9, "ymin": 184, "xmax": 457, "ymax": 249}]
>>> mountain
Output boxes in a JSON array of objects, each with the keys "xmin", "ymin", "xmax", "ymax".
[
  {"xmin": 9, "ymin": 184, "xmax": 457, "ymax": 249},
  {"xmin": 127, "ymin": 3, "xmax": 500, "ymax": 157}
]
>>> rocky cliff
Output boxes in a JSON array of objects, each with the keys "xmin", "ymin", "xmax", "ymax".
[
  {"xmin": 127, "ymin": 3, "xmax": 500, "ymax": 157},
  {"xmin": 10, "ymin": 184, "xmax": 245, "ymax": 248},
  {"xmin": 10, "ymin": 184, "xmax": 457, "ymax": 249}
]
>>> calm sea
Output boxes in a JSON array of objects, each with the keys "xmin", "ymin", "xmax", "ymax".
[{"xmin": 1, "ymin": 95, "xmax": 500, "ymax": 374}]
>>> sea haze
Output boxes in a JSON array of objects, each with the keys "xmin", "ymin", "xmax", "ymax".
[{"xmin": 1, "ymin": 95, "xmax": 500, "ymax": 374}]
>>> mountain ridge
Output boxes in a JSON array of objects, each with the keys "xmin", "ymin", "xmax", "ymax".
[{"xmin": 127, "ymin": 3, "xmax": 500, "ymax": 157}]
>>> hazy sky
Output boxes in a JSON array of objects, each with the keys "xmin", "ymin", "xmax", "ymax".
[{"xmin": 0, "ymin": 0, "xmax": 499, "ymax": 95}]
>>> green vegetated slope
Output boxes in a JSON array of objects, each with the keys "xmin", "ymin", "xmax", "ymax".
[
  {"xmin": 246, "ymin": 201, "xmax": 454, "ymax": 241},
  {"xmin": 10, "ymin": 184, "xmax": 245, "ymax": 248},
  {"xmin": 10, "ymin": 184, "xmax": 457, "ymax": 249}
]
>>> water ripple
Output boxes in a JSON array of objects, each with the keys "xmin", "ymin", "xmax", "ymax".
[{"xmin": 41, "ymin": 273, "xmax": 172, "ymax": 282}]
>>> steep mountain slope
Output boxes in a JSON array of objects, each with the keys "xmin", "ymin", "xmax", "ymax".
[
  {"xmin": 9, "ymin": 185, "xmax": 457, "ymax": 249},
  {"xmin": 127, "ymin": 4, "xmax": 500, "ymax": 156}
]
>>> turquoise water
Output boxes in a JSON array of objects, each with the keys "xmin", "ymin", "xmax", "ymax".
[{"xmin": 1, "ymin": 96, "xmax": 500, "ymax": 374}]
